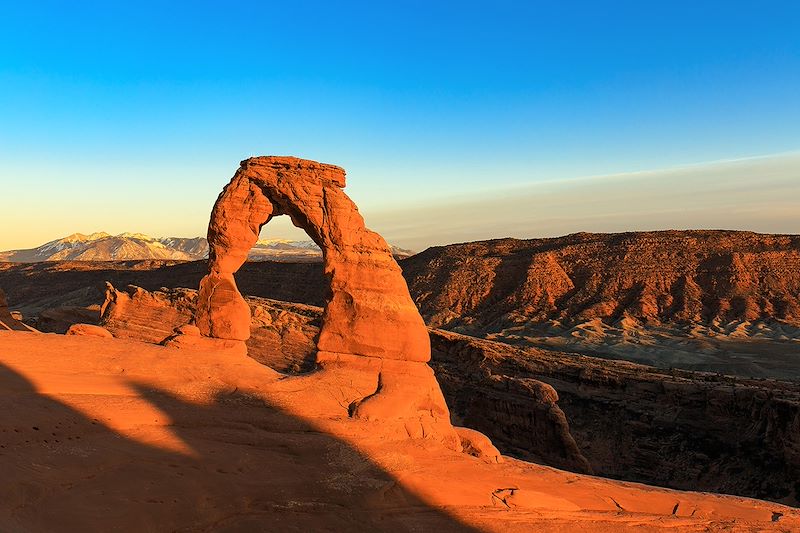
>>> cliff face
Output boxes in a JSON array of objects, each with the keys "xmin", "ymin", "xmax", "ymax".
[
  {"xmin": 429, "ymin": 329, "xmax": 592, "ymax": 474},
  {"xmin": 402, "ymin": 230, "xmax": 800, "ymax": 332},
  {"xmin": 100, "ymin": 284, "xmax": 320, "ymax": 373},
  {"xmin": 429, "ymin": 331, "xmax": 800, "ymax": 506}
]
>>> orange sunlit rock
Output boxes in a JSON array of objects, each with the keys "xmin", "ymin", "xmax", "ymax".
[{"xmin": 191, "ymin": 156, "xmax": 455, "ymax": 441}]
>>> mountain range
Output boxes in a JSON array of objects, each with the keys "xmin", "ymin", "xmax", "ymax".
[{"xmin": 0, "ymin": 232, "xmax": 414, "ymax": 262}]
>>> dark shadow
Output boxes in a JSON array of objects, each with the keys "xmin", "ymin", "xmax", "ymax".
[
  {"xmin": 0, "ymin": 361, "xmax": 480, "ymax": 532},
  {"xmin": 0, "ymin": 260, "xmax": 325, "ymax": 333}
]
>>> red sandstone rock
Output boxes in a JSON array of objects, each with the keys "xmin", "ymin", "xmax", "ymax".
[
  {"xmin": 66, "ymin": 323, "xmax": 114, "ymax": 338},
  {"xmin": 174, "ymin": 324, "xmax": 201, "ymax": 337},
  {"xmin": 101, "ymin": 283, "xmax": 199, "ymax": 344},
  {"xmin": 161, "ymin": 334, "xmax": 247, "ymax": 356},
  {"xmin": 196, "ymin": 157, "xmax": 429, "ymax": 362},
  {"xmin": 402, "ymin": 231, "xmax": 800, "ymax": 332},
  {"xmin": 192, "ymin": 156, "xmax": 454, "ymax": 441},
  {"xmin": 0, "ymin": 288, "xmax": 38, "ymax": 333},
  {"xmin": 455, "ymin": 427, "xmax": 504, "ymax": 463}
]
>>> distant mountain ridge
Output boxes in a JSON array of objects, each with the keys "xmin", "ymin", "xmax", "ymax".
[
  {"xmin": 400, "ymin": 230, "xmax": 800, "ymax": 332},
  {"xmin": 0, "ymin": 233, "xmax": 414, "ymax": 262}
]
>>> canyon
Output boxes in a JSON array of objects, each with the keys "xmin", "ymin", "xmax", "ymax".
[
  {"xmin": 1, "ymin": 228, "xmax": 798, "ymax": 507},
  {"xmin": 1, "ymin": 165, "xmax": 798, "ymax": 529}
]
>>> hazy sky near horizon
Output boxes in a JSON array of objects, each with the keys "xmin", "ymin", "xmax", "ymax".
[{"xmin": 1, "ymin": 2, "xmax": 799, "ymax": 251}]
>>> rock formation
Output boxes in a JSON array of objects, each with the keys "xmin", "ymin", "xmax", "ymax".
[
  {"xmin": 94, "ymin": 284, "xmax": 598, "ymax": 470},
  {"xmin": 192, "ymin": 156, "xmax": 455, "ymax": 441},
  {"xmin": 2, "ymin": 330, "xmax": 796, "ymax": 531},
  {"xmin": 65, "ymin": 323, "xmax": 114, "ymax": 338},
  {"xmin": 429, "ymin": 329, "xmax": 800, "ymax": 506},
  {"xmin": 402, "ymin": 230, "xmax": 800, "ymax": 331},
  {"xmin": 100, "ymin": 283, "xmax": 318, "ymax": 371},
  {"xmin": 0, "ymin": 288, "xmax": 37, "ymax": 332},
  {"xmin": 91, "ymin": 283, "xmax": 800, "ymax": 503}
]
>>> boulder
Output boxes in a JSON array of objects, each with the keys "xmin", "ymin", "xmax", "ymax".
[
  {"xmin": 66, "ymin": 324, "xmax": 114, "ymax": 338},
  {"xmin": 456, "ymin": 427, "xmax": 504, "ymax": 464}
]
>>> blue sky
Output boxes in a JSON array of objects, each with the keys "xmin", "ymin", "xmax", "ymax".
[{"xmin": 1, "ymin": 1, "xmax": 798, "ymax": 250}]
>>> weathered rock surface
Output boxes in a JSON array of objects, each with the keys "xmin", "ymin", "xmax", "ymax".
[
  {"xmin": 15, "ymin": 275, "xmax": 800, "ymax": 505},
  {"xmin": 430, "ymin": 330, "xmax": 592, "ymax": 474},
  {"xmin": 80, "ymin": 282, "xmax": 800, "ymax": 506},
  {"xmin": 456, "ymin": 427, "xmax": 504, "ymax": 464},
  {"xmin": 0, "ymin": 288, "xmax": 37, "ymax": 332},
  {"xmin": 101, "ymin": 283, "xmax": 198, "ymax": 344},
  {"xmin": 197, "ymin": 156, "xmax": 429, "ymax": 362},
  {"xmin": 65, "ymin": 323, "xmax": 113, "ymax": 338},
  {"xmin": 429, "ymin": 330, "xmax": 800, "ymax": 506},
  {"xmin": 5, "ymin": 230, "xmax": 800, "ymax": 503},
  {"xmin": 99, "ymin": 284, "xmax": 319, "ymax": 373},
  {"xmin": 2, "ymin": 330, "xmax": 796, "ymax": 532},
  {"xmin": 5, "ymin": 229, "xmax": 800, "ymax": 336},
  {"xmin": 9, "ymin": 229, "xmax": 800, "ymax": 378},
  {"xmin": 402, "ymin": 230, "xmax": 800, "ymax": 332},
  {"xmin": 93, "ymin": 285, "xmax": 600, "ymax": 478},
  {"xmin": 193, "ymin": 156, "xmax": 451, "ymax": 440}
]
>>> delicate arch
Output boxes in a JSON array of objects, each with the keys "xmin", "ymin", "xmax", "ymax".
[{"xmin": 194, "ymin": 156, "xmax": 430, "ymax": 364}]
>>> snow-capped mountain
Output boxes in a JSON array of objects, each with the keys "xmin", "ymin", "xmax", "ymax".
[
  {"xmin": 0, "ymin": 233, "xmax": 414, "ymax": 262},
  {"xmin": 0, "ymin": 233, "xmax": 197, "ymax": 262}
]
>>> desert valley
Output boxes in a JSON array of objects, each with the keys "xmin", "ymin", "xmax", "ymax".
[{"xmin": 0, "ymin": 157, "xmax": 798, "ymax": 532}]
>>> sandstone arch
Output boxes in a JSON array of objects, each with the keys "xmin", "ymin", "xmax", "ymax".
[
  {"xmin": 195, "ymin": 156, "xmax": 429, "ymax": 360},
  {"xmin": 194, "ymin": 157, "xmax": 455, "ymax": 440}
]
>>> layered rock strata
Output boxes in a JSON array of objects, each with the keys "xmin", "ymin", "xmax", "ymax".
[
  {"xmin": 96, "ymin": 284, "xmax": 594, "ymax": 472},
  {"xmin": 428, "ymin": 330, "xmax": 800, "ymax": 506},
  {"xmin": 0, "ymin": 288, "xmax": 37, "ymax": 332},
  {"xmin": 97, "ymin": 283, "xmax": 800, "ymax": 503},
  {"xmin": 192, "ymin": 156, "xmax": 454, "ymax": 442}
]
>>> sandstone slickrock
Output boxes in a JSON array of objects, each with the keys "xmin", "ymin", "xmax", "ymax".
[
  {"xmin": 6, "ymin": 230, "xmax": 800, "ymax": 501},
  {"xmin": 31, "ymin": 275, "xmax": 800, "ymax": 505},
  {"xmin": 2, "ymin": 330, "xmax": 796, "ymax": 532},
  {"xmin": 101, "ymin": 283, "xmax": 198, "ymax": 344},
  {"xmin": 455, "ymin": 427, "xmax": 504, "ymax": 464},
  {"xmin": 99, "ymin": 284, "xmax": 320, "ymax": 372},
  {"xmin": 192, "ymin": 156, "xmax": 456, "ymax": 441}
]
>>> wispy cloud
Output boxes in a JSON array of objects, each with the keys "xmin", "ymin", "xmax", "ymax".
[{"xmin": 364, "ymin": 151, "xmax": 800, "ymax": 250}]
